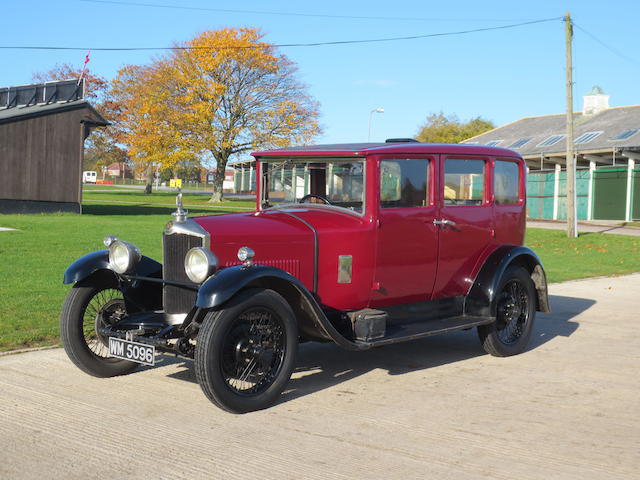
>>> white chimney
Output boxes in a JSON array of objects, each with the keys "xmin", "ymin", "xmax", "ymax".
[{"xmin": 583, "ymin": 86, "xmax": 609, "ymax": 115}]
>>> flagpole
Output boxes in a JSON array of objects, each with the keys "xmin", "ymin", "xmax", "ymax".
[{"xmin": 78, "ymin": 50, "xmax": 91, "ymax": 97}]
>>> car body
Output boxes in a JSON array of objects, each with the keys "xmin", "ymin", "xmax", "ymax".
[{"xmin": 61, "ymin": 140, "xmax": 549, "ymax": 413}]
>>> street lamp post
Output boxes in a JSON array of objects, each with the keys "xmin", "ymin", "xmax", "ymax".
[{"xmin": 368, "ymin": 108, "xmax": 385, "ymax": 142}]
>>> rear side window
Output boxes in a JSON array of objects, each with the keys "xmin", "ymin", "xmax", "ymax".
[
  {"xmin": 444, "ymin": 159, "xmax": 485, "ymax": 206},
  {"xmin": 494, "ymin": 160, "xmax": 520, "ymax": 205},
  {"xmin": 380, "ymin": 158, "xmax": 429, "ymax": 208}
]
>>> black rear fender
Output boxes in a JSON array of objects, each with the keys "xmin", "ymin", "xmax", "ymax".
[{"xmin": 465, "ymin": 245, "xmax": 551, "ymax": 317}]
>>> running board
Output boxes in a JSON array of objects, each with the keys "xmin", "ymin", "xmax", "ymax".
[{"xmin": 355, "ymin": 315, "xmax": 494, "ymax": 347}]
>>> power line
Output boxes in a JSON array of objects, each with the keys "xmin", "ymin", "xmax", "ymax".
[
  {"xmin": 80, "ymin": 0, "xmax": 541, "ymax": 23},
  {"xmin": 573, "ymin": 22, "xmax": 640, "ymax": 68},
  {"xmin": 0, "ymin": 17, "xmax": 562, "ymax": 52}
]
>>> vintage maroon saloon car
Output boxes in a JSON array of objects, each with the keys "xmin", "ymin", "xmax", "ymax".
[{"xmin": 61, "ymin": 140, "xmax": 550, "ymax": 413}]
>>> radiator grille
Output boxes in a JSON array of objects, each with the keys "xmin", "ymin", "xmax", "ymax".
[{"xmin": 163, "ymin": 233, "xmax": 203, "ymax": 314}]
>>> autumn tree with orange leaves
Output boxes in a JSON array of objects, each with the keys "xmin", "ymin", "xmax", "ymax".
[{"xmin": 111, "ymin": 28, "xmax": 321, "ymax": 199}]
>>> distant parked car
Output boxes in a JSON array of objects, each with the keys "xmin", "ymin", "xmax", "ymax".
[
  {"xmin": 82, "ymin": 171, "xmax": 97, "ymax": 184},
  {"xmin": 61, "ymin": 140, "xmax": 550, "ymax": 413}
]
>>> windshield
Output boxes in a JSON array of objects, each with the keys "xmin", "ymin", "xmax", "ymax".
[{"xmin": 260, "ymin": 157, "xmax": 365, "ymax": 213}]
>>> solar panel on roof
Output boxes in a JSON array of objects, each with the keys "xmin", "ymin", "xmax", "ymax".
[
  {"xmin": 508, "ymin": 137, "xmax": 532, "ymax": 148},
  {"xmin": 574, "ymin": 131, "xmax": 602, "ymax": 144},
  {"xmin": 608, "ymin": 129, "xmax": 639, "ymax": 141},
  {"xmin": 537, "ymin": 135, "xmax": 565, "ymax": 147},
  {"xmin": 485, "ymin": 140, "xmax": 503, "ymax": 146}
]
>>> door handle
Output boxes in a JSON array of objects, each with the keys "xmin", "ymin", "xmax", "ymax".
[
  {"xmin": 433, "ymin": 219, "xmax": 457, "ymax": 228},
  {"xmin": 433, "ymin": 219, "xmax": 456, "ymax": 226}
]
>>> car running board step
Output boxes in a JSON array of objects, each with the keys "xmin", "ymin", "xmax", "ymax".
[{"xmin": 355, "ymin": 315, "xmax": 494, "ymax": 347}]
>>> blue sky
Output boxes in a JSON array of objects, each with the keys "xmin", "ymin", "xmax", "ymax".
[{"xmin": 3, "ymin": 0, "xmax": 640, "ymax": 147}]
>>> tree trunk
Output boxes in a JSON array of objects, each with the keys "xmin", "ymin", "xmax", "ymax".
[
  {"xmin": 209, "ymin": 170, "xmax": 225, "ymax": 202},
  {"xmin": 144, "ymin": 163, "xmax": 154, "ymax": 194},
  {"xmin": 208, "ymin": 153, "xmax": 229, "ymax": 203}
]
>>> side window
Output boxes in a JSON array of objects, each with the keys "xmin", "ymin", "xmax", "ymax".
[
  {"xmin": 380, "ymin": 158, "xmax": 429, "ymax": 208},
  {"xmin": 444, "ymin": 158, "xmax": 485, "ymax": 206},
  {"xmin": 494, "ymin": 160, "xmax": 520, "ymax": 205}
]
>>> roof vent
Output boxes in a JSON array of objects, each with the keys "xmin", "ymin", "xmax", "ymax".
[
  {"xmin": 583, "ymin": 86, "xmax": 609, "ymax": 116},
  {"xmin": 385, "ymin": 138, "xmax": 420, "ymax": 143}
]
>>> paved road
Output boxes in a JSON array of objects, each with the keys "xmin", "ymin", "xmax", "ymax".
[
  {"xmin": 1, "ymin": 274, "xmax": 639, "ymax": 479},
  {"xmin": 528, "ymin": 220, "xmax": 640, "ymax": 237}
]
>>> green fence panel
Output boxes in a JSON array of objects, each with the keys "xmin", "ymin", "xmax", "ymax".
[
  {"xmin": 593, "ymin": 168, "xmax": 627, "ymax": 220},
  {"xmin": 557, "ymin": 171, "xmax": 567, "ymax": 219},
  {"xmin": 576, "ymin": 169, "xmax": 589, "ymax": 220},
  {"xmin": 632, "ymin": 169, "xmax": 640, "ymax": 221},
  {"xmin": 526, "ymin": 171, "xmax": 555, "ymax": 219},
  {"xmin": 556, "ymin": 171, "xmax": 588, "ymax": 220}
]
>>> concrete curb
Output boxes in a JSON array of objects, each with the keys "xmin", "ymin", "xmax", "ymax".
[
  {"xmin": 528, "ymin": 218, "xmax": 640, "ymax": 230},
  {"xmin": 0, "ymin": 345, "xmax": 60, "ymax": 357}
]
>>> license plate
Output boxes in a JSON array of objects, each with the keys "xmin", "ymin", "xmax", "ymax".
[{"xmin": 109, "ymin": 337, "xmax": 155, "ymax": 366}]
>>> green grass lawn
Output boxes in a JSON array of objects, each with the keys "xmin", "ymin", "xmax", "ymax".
[
  {"xmin": 82, "ymin": 186, "xmax": 255, "ymax": 210},
  {"xmin": 525, "ymin": 229, "xmax": 640, "ymax": 282},
  {"xmin": 1, "ymin": 195, "xmax": 640, "ymax": 351},
  {"xmin": 0, "ymin": 197, "xmax": 250, "ymax": 351}
]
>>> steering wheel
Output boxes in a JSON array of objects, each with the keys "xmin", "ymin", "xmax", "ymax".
[{"xmin": 299, "ymin": 194, "xmax": 332, "ymax": 205}]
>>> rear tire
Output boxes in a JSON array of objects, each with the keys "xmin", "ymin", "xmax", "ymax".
[
  {"xmin": 478, "ymin": 266, "xmax": 536, "ymax": 357},
  {"xmin": 195, "ymin": 288, "xmax": 298, "ymax": 414},
  {"xmin": 60, "ymin": 283, "xmax": 138, "ymax": 377}
]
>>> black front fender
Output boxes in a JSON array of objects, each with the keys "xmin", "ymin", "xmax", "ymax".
[
  {"xmin": 63, "ymin": 250, "xmax": 162, "ymax": 284},
  {"xmin": 196, "ymin": 265, "xmax": 367, "ymax": 351},
  {"xmin": 196, "ymin": 265, "xmax": 304, "ymax": 309},
  {"xmin": 465, "ymin": 245, "xmax": 551, "ymax": 317}
]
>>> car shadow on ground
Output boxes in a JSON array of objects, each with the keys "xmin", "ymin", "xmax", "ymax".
[{"xmin": 160, "ymin": 294, "xmax": 594, "ymax": 406}]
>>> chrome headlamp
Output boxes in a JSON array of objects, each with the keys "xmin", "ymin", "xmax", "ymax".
[
  {"xmin": 108, "ymin": 240, "xmax": 141, "ymax": 274},
  {"xmin": 184, "ymin": 247, "xmax": 218, "ymax": 283},
  {"xmin": 237, "ymin": 246, "xmax": 255, "ymax": 267}
]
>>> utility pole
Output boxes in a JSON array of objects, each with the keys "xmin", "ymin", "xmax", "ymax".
[{"xmin": 565, "ymin": 12, "xmax": 578, "ymax": 237}]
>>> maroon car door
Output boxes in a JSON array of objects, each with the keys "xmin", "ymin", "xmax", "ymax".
[
  {"xmin": 372, "ymin": 156, "xmax": 439, "ymax": 307},
  {"xmin": 432, "ymin": 155, "xmax": 495, "ymax": 299}
]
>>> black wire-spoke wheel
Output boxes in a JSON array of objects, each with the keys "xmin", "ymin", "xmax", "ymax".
[
  {"xmin": 478, "ymin": 266, "xmax": 536, "ymax": 357},
  {"xmin": 82, "ymin": 289, "xmax": 125, "ymax": 358},
  {"xmin": 221, "ymin": 308, "xmax": 286, "ymax": 395},
  {"xmin": 61, "ymin": 276, "xmax": 138, "ymax": 377},
  {"xmin": 496, "ymin": 280, "xmax": 530, "ymax": 345},
  {"xmin": 195, "ymin": 288, "xmax": 298, "ymax": 414}
]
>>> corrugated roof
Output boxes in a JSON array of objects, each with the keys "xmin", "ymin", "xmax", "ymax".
[
  {"xmin": 0, "ymin": 100, "xmax": 108, "ymax": 126},
  {"xmin": 463, "ymin": 105, "xmax": 640, "ymax": 156}
]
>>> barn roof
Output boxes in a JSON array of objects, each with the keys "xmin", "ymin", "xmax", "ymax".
[
  {"xmin": 462, "ymin": 105, "xmax": 640, "ymax": 158},
  {"xmin": 0, "ymin": 100, "xmax": 108, "ymax": 126}
]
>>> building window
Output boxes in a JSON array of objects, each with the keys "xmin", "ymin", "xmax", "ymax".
[
  {"xmin": 508, "ymin": 137, "xmax": 532, "ymax": 149},
  {"xmin": 494, "ymin": 161, "xmax": 520, "ymax": 205},
  {"xmin": 574, "ymin": 131, "xmax": 602, "ymax": 144},
  {"xmin": 380, "ymin": 159, "xmax": 429, "ymax": 208},
  {"xmin": 537, "ymin": 134, "xmax": 566, "ymax": 147},
  {"xmin": 608, "ymin": 129, "xmax": 639, "ymax": 141},
  {"xmin": 444, "ymin": 159, "xmax": 485, "ymax": 206}
]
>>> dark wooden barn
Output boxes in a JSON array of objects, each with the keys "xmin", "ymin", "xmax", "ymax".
[{"xmin": 0, "ymin": 80, "xmax": 107, "ymax": 214}]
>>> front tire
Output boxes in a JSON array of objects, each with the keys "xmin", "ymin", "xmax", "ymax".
[
  {"xmin": 478, "ymin": 266, "xmax": 536, "ymax": 357},
  {"xmin": 60, "ymin": 282, "xmax": 138, "ymax": 377},
  {"xmin": 195, "ymin": 288, "xmax": 298, "ymax": 414}
]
